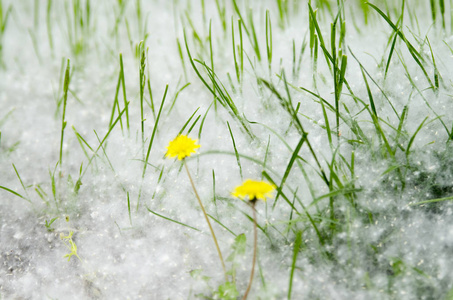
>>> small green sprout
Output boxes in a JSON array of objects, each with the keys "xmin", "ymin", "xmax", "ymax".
[
  {"xmin": 214, "ymin": 281, "xmax": 239, "ymax": 300},
  {"xmin": 60, "ymin": 231, "xmax": 82, "ymax": 262},
  {"xmin": 44, "ymin": 217, "xmax": 58, "ymax": 232}
]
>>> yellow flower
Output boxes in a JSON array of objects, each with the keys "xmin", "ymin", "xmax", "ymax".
[
  {"xmin": 165, "ymin": 134, "xmax": 201, "ymax": 160},
  {"xmin": 232, "ymin": 179, "xmax": 276, "ymax": 201}
]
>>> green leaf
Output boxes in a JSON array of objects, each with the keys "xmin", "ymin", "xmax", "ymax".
[
  {"xmin": 227, "ymin": 233, "xmax": 246, "ymax": 262},
  {"xmin": 213, "ymin": 281, "xmax": 239, "ymax": 300}
]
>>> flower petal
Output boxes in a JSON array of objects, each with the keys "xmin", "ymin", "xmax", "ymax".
[
  {"xmin": 232, "ymin": 179, "xmax": 276, "ymax": 202},
  {"xmin": 165, "ymin": 135, "xmax": 201, "ymax": 160}
]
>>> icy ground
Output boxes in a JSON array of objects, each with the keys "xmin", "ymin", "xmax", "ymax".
[{"xmin": 1, "ymin": 0, "xmax": 453, "ymax": 299}]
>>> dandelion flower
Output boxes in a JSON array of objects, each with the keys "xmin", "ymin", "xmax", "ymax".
[
  {"xmin": 165, "ymin": 134, "xmax": 201, "ymax": 160},
  {"xmin": 232, "ymin": 179, "xmax": 276, "ymax": 202},
  {"xmin": 165, "ymin": 134, "xmax": 227, "ymax": 280},
  {"xmin": 232, "ymin": 179, "xmax": 275, "ymax": 299}
]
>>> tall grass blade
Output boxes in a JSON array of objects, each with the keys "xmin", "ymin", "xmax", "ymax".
[
  {"xmin": 59, "ymin": 59, "xmax": 71, "ymax": 172},
  {"xmin": 288, "ymin": 231, "xmax": 302, "ymax": 300},
  {"xmin": 0, "ymin": 186, "xmax": 31, "ymax": 203},
  {"xmin": 274, "ymin": 135, "xmax": 307, "ymax": 209},
  {"xmin": 127, "ymin": 191, "xmax": 132, "ymax": 225},
  {"xmin": 142, "ymin": 85, "xmax": 168, "ymax": 178},
  {"xmin": 119, "ymin": 53, "xmax": 130, "ymax": 133},
  {"xmin": 367, "ymin": 2, "xmax": 435, "ymax": 88},
  {"xmin": 178, "ymin": 107, "xmax": 200, "ymax": 135},
  {"xmin": 227, "ymin": 122, "xmax": 243, "ymax": 180},
  {"xmin": 146, "ymin": 206, "xmax": 200, "ymax": 232}
]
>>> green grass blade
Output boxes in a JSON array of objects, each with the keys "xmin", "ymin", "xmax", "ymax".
[
  {"xmin": 109, "ymin": 71, "xmax": 123, "ymax": 129},
  {"xmin": 214, "ymin": 0, "xmax": 227, "ymax": 33},
  {"xmin": 349, "ymin": 47, "xmax": 399, "ymax": 119},
  {"xmin": 320, "ymin": 95, "xmax": 333, "ymax": 148},
  {"xmin": 265, "ymin": 9, "xmax": 272, "ymax": 74},
  {"xmin": 261, "ymin": 75, "xmax": 330, "ymax": 187},
  {"xmin": 427, "ymin": 38, "xmax": 441, "ymax": 89},
  {"xmin": 440, "ymin": 0, "xmax": 445, "ymax": 28},
  {"xmin": 184, "ymin": 30, "xmax": 216, "ymax": 95},
  {"xmin": 227, "ymin": 122, "xmax": 243, "ymax": 180},
  {"xmin": 72, "ymin": 126, "xmax": 93, "ymax": 153},
  {"xmin": 93, "ymin": 130, "xmax": 115, "ymax": 173},
  {"xmin": 168, "ymin": 82, "xmax": 191, "ymax": 113},
  {"xmin": 310, "ymin": 187, "xmax": 363, "ymax": 208},
  {"xmin": 127, "ymin": 191, "xmax": 132, "ymax": 225},
  {"xmin": 12, "ymin": 163, "xmax": 29, "ymax": 197},
  {"xmin": 198, "ymin": 102, "xmax": 213, "ymax": 140},
  {"xmin": 367, "ymin": 2, "xmax": 434, "ymax": 88},
  {"xmin": 274, "ymin": 134, "xmax": 306, "ymax": 209},
  {"xmin": 59, "ymin": 59, "xmax": 70, "ymax": 171},
  {"xmin": 178, "ymin": 107, "xmax": 200, "ymax": 135},
  {"xmin": 139, "ymin": 43, "xmax": 146, "ymax": 147},
  {"xmin": 263, "ymin": 171, "xmax": 325, "ymax": 246},
  {"xmin": 207, "ymin": 213, "xmax": 237, "ymax": 237},
  {"xmin": 142, "ymin": 85, "xmax": 168, "ymax": 178},
  {"xmin": 187, "ymin": 115, "xmax": 201, "ymax": 135},
  {"xmin": 231, "ymin": 16, "xmax": 240, "ymax": 84},
  {"xmin": 212, "ymin": 169, "xmax": 217, "ymax": 214},
  {"xmin": 119, "ymin": 53, "xmax": 130, "ymax": 133},
  {"xmin": 384, "ymin": 34, "xmax": 398, "ymax": 78},
  {"xmin": 288, "ymin": 231, "xmax": 302, "ymax": 300},
  {"xmin": 0, "ymin": 186, "xmax": 31, "ymax": 203},
  {"xmin": 176, "ymin": 37, "xmax": 187, "ymax": 83},
  {"xmin": 232, "ymin": 0, "xmax": 261, "ymax": 60},
  {"xmin": 409, "ymin": 195, "xmax": 453, "ymax": 206},
  {"xmin": 81, "ymin": 102, "xmax": 130, "ymax": 179},
  {"xmin": 146, "ymin": 206, "xmax": 200, "ymax": 232},
  {"xmin": 430, "ymin": 0, "xmax": 436, "ymax": 23},
  {"xmin": 208, "ymin": 19, "xmax": 216, "ymax": 102},
  {"xmin": 46, "ymin": 0, "xmax": 53, "ymax": 54},
  {"xmin": 308, "ymin": 3, "xmax": 332, "ymax": 69},
  {"xmin": 406, "ymin": 116, "xmax": 429, "ymax": 157},
  {"xmin": 262, "ymin": 171, "xmax": 299, "ymax": 214},
  {"xmin": 238, "ymin": 19, "xmax": 244, "ymax": 81},
  {"xmin": 360, "ymin": 67, "xmax": 377, "ymax": 116}
]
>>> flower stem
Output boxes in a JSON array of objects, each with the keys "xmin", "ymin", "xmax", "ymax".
[
  {"xmin": 242, "ymin": 201, "xmax": 257, "ymax": 300},
  {"xmin": 183, "ymin": 160, "xmax": 228, "ymax": 282}
]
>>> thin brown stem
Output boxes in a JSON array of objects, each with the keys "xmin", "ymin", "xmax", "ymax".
[
  {"xmin": 242, "ymin": 201, "xmax": 257, "ymax": 300},
  {"xmin": 183, "ymin": 160, "xmax": 228, "ymax": 282}
]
